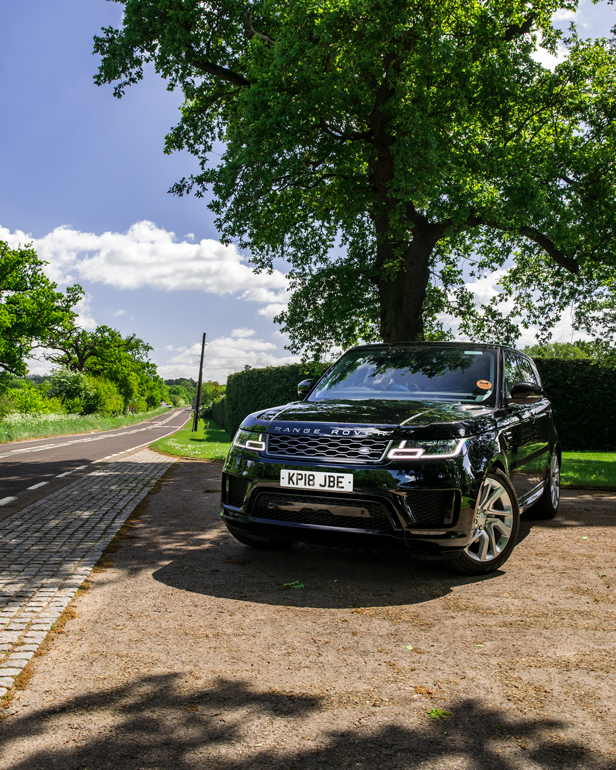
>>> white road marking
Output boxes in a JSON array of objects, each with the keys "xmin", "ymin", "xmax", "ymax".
[
  {"xmin": 92, "ymin": 422, "xmax": 186, "ymax": 463},
  {"xmin": 0, "ymin": 412, "xmax": 188, "ymax": 504}
]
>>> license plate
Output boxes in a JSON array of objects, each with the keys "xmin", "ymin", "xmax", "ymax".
[{"xmin": 280, "ymin": 469, "xmax": 353, "ymax": 492}]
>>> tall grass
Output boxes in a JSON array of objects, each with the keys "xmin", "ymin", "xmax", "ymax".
[{"xmin": 0, "ymin": 406, "xmax": 173, "ymax": 444}]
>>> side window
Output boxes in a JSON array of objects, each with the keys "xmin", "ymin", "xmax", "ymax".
[
  {"xmin": 517, "ymin": 356, "xmax": 538, "ymax": 385},
  {"xmin": 503, "ymin": 352, "xmax": 519, "ymax": 398}
]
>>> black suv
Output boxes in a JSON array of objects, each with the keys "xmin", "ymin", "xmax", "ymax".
[{"xmin": 220, "ymin": 343, "xmax": 560, "ymax": 574}]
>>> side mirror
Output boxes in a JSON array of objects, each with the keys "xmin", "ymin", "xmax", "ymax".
[
  {"xmin": 508, "ymin": 381, "xmax": 543, "ymax": 404},
  {"xmin": 298, "ymin": 379, "xmax": 315, "ymax": 399}
]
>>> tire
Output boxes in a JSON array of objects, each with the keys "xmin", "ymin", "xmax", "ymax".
[
  {"xmin": 225, "ymin": 523, "xmax": 294, "ymax": 550},
  {"xmin": 525, "ymin": 451, "xmax": 560, "ymax": 520},
  {"xmin": 448, "ymin": 469, "xmax": 520, "ymax": 575}
]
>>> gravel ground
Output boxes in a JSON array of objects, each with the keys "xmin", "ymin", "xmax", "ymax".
[{"xmin": 1, "ymin": 460, "xmax": 615, "ymax": 770}]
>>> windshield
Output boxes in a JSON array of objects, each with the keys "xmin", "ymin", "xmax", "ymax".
[{"xmin": 309, "ymin": 347, "xmax": 497, "ymax": 404}]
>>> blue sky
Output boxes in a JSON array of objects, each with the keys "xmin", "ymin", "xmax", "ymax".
[{"xmin": 0, "ymin": 1, "xmax": 613, "ymax": 381}]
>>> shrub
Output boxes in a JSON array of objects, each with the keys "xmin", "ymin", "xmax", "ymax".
[
  {"xmin": 48, "ymin": 368, "xmax": 93, "ymax": 412},
  {"xmin": 3, "ymin": 382, "xmax": 63, "ymax": 415},
  {"xmin": 83, "ymin": 377, "xmax": 124, "ymax": 415},
  {"xmin": 534, "ymin": 359, "xmax": 616, "ymax": 451}
]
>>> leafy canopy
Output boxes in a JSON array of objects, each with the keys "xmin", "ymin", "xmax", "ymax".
[
  {"xmin": 0, "ymin": 241, "xmax": 82, "ymax": 381},
  {"xmin": 94, "ymin": 0, "xmax": 616, "ymax": 355}
]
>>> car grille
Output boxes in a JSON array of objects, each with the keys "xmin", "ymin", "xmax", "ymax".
[
  {"xmin": 250, "ymin": 492, "xmax": 394, "ymax": 531},
  {"xmin": 267, "ymin": 434, "xmax": 390, "ymax": 463},
  {"xmin": 406, "ymin": 490, "xmax": 455, "ymax": 526},
  {"xmin": 227, "ymin": 475, "xmax": 250, "ymax": 508}
]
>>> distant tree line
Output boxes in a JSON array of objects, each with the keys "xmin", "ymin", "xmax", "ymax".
[
  {"xmin": 0, "ymin": 240, "xmax": 169, "ymax": 418},
  {"xmin": 163, "ymin": 378, "xmax": 225, "ymax": 409}
]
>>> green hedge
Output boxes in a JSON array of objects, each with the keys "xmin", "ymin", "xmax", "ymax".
[
  {"xmin": 534, "ymin": 359, "xmax": 616, "ymax": 451},
  {"xmin": 211, "ymin": 357, "xmax": 614, "ymax": 451},
  {"xmin": 211, "ymin": 395, "xmax": 228, "ymax": 431},
  {"xmin": 217, "ymin": 362, "xmax": 330, "ymax": 436}
]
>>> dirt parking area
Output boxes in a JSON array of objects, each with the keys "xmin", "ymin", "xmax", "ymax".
[{"xmin": 1, "ymin": 460, "xmax": 615, "ymax": 770}]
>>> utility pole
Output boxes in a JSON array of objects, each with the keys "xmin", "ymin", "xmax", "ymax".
[{"xmin": 192, "ymin": 332, "xmax": 206, "ymax": 432}]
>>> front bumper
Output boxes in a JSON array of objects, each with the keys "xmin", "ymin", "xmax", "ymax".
[{"xmin": 220, "ymin": 444, "xmax": 484, "ymax": 555}]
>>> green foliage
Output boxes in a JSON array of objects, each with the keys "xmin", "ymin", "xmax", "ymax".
[
  {"xmin": 95, "ymin": 1, "xmax": 616, "ymax": 353},
  {"xmin": 214, "ymin": 362, "xmax": 330, "ymax": 436},
  {"xmin": 168, "ymin": 384, "xmax": 192, "ymax": 405},
  {"xmin": 535, "ymin": 359, "xmax": 616, "ymax": 451},
  {"xmin": 525, "ymin": 340, "xmax": 616, "ymax": 368},
  {"xmin": 44, "ymin": 323, "xmax": 167, "ymax": 411},
  {"xmin": 48, "ymin": 367, "xmax": 92, "ymax": 404},
  {"xmin": 83, "ymin": 377, "xmax": 124, "ymax": 416},
  {"xmin": 0, "ymin": 240, "xmax": 82, "ymax": 377},
  {"xmin": 1, "ymin": 382, "xmax": 63, "ymax": 415}
]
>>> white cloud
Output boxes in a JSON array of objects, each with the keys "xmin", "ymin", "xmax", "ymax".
[
  {"xmin": 439, "ymin": 268, "xmax": 592, "ymax": 347},
  {"xmin": 75, "ymin": 294, "xmax": 97, "ymax": 331},
  {"xmin": 230, "ymin": 327, "xmax": 256, "ymax": 338},
  {"xmin": 157, "ymin": 333, "xmax": 298, "ymax": 383},
  {"xmin": 258, "ymin": 303, "xmax": 287, "ymax": 321},
  {"xmin": 0, "ymin": 220, "xmax": 288, "ymax": 303},
  {"xmin": 531, "ymin": 43, "xmax": 569, "ymax": 70},
  {"xmin": 112, "ymin": 309, "xmax": 128, "ymax": 317}
]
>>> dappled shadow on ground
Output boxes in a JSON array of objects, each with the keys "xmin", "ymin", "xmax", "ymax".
[{"xmin": 2, "ymin": 675, "xmax": 611, "ymax": 770}]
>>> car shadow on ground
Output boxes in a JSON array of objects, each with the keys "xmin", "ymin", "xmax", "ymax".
[
  {"xmin": 152, "ymin": 535, "xmax": 504, "ymax": 610},
  {"xmin": 1, "ymin": 675, "xmax": 608, "ymax": 770}
]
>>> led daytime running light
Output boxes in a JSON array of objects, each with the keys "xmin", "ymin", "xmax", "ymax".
[
  {"xmin": 387, "ymin": 439, "xmax": 465, "ymax": 460},
  {"xmin": 233, "ymin": 430, "xmax": 266, "ymax": 451}
]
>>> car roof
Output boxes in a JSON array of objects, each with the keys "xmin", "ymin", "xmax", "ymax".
[{"xmin": 348, "ymin": 341, "xmax": 523, "ymax": 355}]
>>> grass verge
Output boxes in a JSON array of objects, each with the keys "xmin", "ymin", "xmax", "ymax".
[
  {"xmin": 150, "ymin": 417, "xmax": 231, "ymax": 461},
  {"xmin": 0, "ymin": 406, "xmax": 173, "ymax": 445},
  {"xmin": 562, "ymin": 451, "xmax": 616, "ymax": 489}
]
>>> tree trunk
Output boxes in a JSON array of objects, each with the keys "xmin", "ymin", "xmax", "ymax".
[{"xmin": 375, "ymin": 225, "xmax": 438, "ymax": 343}]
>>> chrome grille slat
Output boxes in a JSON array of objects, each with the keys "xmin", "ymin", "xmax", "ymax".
[{"xmin": 267, "ymin": 434, "xmax": 390, "ymax": 463}]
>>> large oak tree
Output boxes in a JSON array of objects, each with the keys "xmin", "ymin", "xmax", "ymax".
[
  {"xmin": 94, "ymin": 0, "xmax": 616, "ymax": 356},
  {"xmin": 0, "ymin": 241, "xmax": 82, "ymax": 379}
]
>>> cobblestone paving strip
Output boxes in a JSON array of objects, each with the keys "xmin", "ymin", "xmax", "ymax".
[{"xmin": 0, "ymin": 449, "xmax": 176, "ymax": 697}]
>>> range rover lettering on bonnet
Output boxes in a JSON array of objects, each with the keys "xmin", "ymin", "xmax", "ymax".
[{"xmin": 272, "ymin": 426, "xmax": 373, "ymax": 436}]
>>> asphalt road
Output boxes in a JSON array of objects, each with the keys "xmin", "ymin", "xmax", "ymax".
[{"xmin": 0, "ymin": 408, "xmax": 191, "ymax": 514}]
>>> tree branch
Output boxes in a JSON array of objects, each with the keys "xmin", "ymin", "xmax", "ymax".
[
  {"xmin": 243, "ymin": 11, "xmax": 275, "ymax": 45},
  {"xmin": 503, "ymin": 15, "xmax": 535, "ymax": 41},
  {"xmin": 187, "ymin": 56, "xmax": 249, "ymax": 87},
  {"xmin": 519, "ymin": 226, "xmax": 579, "ymax": 273}
]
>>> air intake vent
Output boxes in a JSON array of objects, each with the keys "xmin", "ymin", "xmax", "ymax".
[
  {"xmin": 251, "ymin": 492, "xmax": 394, "ymax": 531},
  {"xmin": 406, "ymin": 490, "xmax": 456, "ymax": 526},
  {"xmin": 227, "ymin": 476, "xmax": 250, "ymax": 508}
]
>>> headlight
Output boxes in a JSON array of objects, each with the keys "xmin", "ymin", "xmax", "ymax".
[
  {"xmin": 233, "ymin": 429, "xmax": 266, "ymax": 451},
  {"xmin": 387, "ymin": 439, "xmax": 465, "ymax": 460}
]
